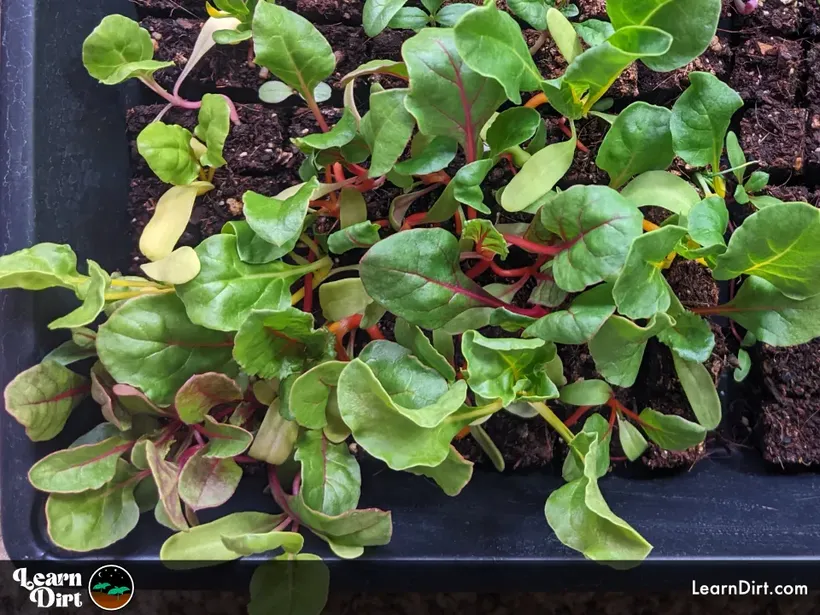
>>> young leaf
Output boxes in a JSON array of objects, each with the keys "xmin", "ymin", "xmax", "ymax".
[
  {"xmin": 97, "ymin": 293, "xmax": 237, "ymax": 405},
  {"xmin": 91, "ymin": 362, "xmax": 133, "ymax": 431},
  {"xmin": 453, "ymin": 1, "xmax": 542, "ymax": 104},
  {"xmin": 485, "ymin": 107, "xmax": 541, "ymax": 157},
  {"xmin": 547, "ymin": 7, "xmax": 583, "ymax": 63},
  {"xmin": 44, "ymin": 338, "xmax": 97, "ymax": 366},
  {"xmin": 620, "ymin": 171, "xmax": 700, "ymax": 216},
  {"xmin": 145, "ymin": 440, "xmax": 188, "ymax": 531},
  {"xmin": 248, "ymin": 553, "xmax": 329, "ymax": 615},
  {"xmin": 559, "ymin": 380, "xmax": 613, "ymax": 407},
  {"xmin": 612, "ymin": 225, "xmax": 688, "ymax": 319},
  {"xmin": 363, "ymin": 0, "xmax": 411, "ymax": 36},
  {"xmin": 48, "ymin": 260, "xmax": 109, "ymax": 330},
  {"xmin": 685, "ymin": 196, "xmax": 728, "ymax": 257},
  {"xmin": 524, "ymin": 283, "xmax": 615, "ymax": 344},
  {"xmin": 449, "ymin": 159, "xmax": 496, "ymax": 214},
  {"xmin": 596, "ymin": 102, "xmax": 673, "ymax": 189},
  {"xmin": 563, "ymin": 413, "xmax": 612, "ymax": 482},
  {"xmin": 657, "ymin": 311, "xmax": 715, "ymax": 363},
  {"xmin": 201, "ymin": 415, "xmax": 253, "ymax": 458},
  {"xmin": 0, "ymin": 243, "xmax": 84, "ymax": 292},
  {"xmin": 461, "ymin": 220, "xmax": 508, "ymax": 259},
  {"xmin": 671, "ymin": 353, "xmax": 721, "ymax": 430},
  {"xmin": 713, "ymin": 203, "xmax": 820, "ymax": 300},
  {"xmin": 4, "ymin": 361, "xmax": 88, "ymax": 442},
  {"xmin": 319, "ymin": 278, "xmax": 373, "ymax": 323},
  {"xmin": 252, "ymin": 2, "xmax": 336, "ymax": 96},
  {"xmin": 360, "ymin": 88, "xmax": 416, "ymax": 177},
  {"xmin": 542, "ymin": 186, "xmax": 644, "ymax": 292},
  {"xmin": 327, "ymin": 222, "xmax": 382, "ymax": 254},
  {"xmin": 195, "ymin": 94, "xmax": 230, "ymax": 169},
  {"xmin": 82, "ymin": 15, "xmax": 174, "ymax": 85},
  {"xmin": 258, "ymin": 80, "xmax": 298, "ymax": 103},
  {"xmin": 222, "ymin": 219, "xmax": 282, "ymax": 265},
  {"xmin": 617, "ymin": 414, "xmax": 648, "ymax": 461},
  {"xmin": 221, "ymin": 530, "xmax": 304, "ymax": 557},
  {"xmin": 403, "ymin": 28, "xmax": 505, "ymax": 155},
  {"xmin": 638, "ymin": 408, "xmax": 707, "ymax": 450},
  {"xmin": 29, "ymin": 435, "xmax": 131, "ymax": 494},
  {"xmin": 573, "ymin": 19, "xmax": 615, "ymax": 46},
  {"xmin": 140, "ymin": 246, "xmax": 201, "ymax": 285},
  {"xmin": 507, "ymin": 0, "xmax": 551, "ymax": 29},
  {"xmin": 725, "ymin": 131, "xmax": 746, "ymax": 184},
  {"xmin": 249, "ymin": 400, "xmax": 299, "ymax": 465},
  {"xmin": 175, "ymin": 372, "xmax": 243, "ymax": 425},
  {"xmin": 139, "ymin": 182, "xmax": 213, "ymax": 262},
  {"xmin": 436, "ymin": 3, "xmax": 477, "ymax": 26},
  {"xmin": 290, "ymin": 362, "xmax": 346, "ymax": 430},
  {"xmin": 292, "ymin": 108, "xmax": 358, "ymax": 152},
  {"xmin": 244, "ymin": 179, "xmax": 318, "ymax": 253},
  {"xmin": 745, "ymin": 171, "xmax": 770, "ymax": 194},
  {"xmin": 178, "ymin": 448, "xmax": 242, "ymax": 510},
  {"xmin": 607, "ymin": 0, "xmax": 721, "ymax": 71},
  {"xmin": 137, "ymin": 123, "xmax": 200, "ymax": 186},
  {"xmin": 589, "ymin": 313, "xmax": 673, "ymax": 387},
  {"xmin": 670, "ymin": 72, "xmax": 743, "ymax": 169},
  {"xmin": 394, "ymin": 136, "xmax": 458, "ymax": 175},
  {"xmin": 734, "ymin": 349, "xmax": 752, "ymax": 383},
  {"xmin": 295, "ymin": 430, "xmax": 361, "ymax": 516},
  {"xmin": 233, "ymin": 307, "xmax": 335, "ymax": 380},
  {"xmin": 406, "ymin": 446, "xmax": 474, "ymax": 496},
  {"xmin": 395, "ymin": 319, "xmax": 456, "ymax": 382},
  {"xmin": 45, "ymin": 459, "xmax": 140, "ymax": 552}
]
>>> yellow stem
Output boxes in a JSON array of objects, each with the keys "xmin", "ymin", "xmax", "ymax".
[
  {"xmin": 291, "ymin": 288, "xmax": 305, "ymax": 306},
  {"xmin": 207, "ymin": 167, "xmax": 216, "ymax": 183},
  {"xmin": 642, "ymin": 219, "xmax": 660, "ymax": 233},
  {"xmin": 530, "ymin": 401, "xmax": 575, "ymax": 444},
  {"xmin": 299, "ymin": 234, "xmax": 323, "ymax": 258},
  {"xmin": 447, "ymin": 399, "xmax": 505, "ymax": 423},
  {"xmin": 109, "ymin": 279, "xmax": 164, "ymax": 289},
  {"xmin": 104, "ymin": 287, "xmax": 175, "ymax": 301},
  {"xmin": 525, "ymin": 92, "xmax": 549, "ymax": 109}
]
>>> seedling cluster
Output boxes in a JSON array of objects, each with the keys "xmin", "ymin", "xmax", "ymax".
[{"xmin": 3, "ymin": 0, "xmax": 820, "ymax": 612}]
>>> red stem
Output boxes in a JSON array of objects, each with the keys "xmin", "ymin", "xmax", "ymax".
[
  {"xmin": 490, "ymin": 261, "xmax": 534, "ymax": 278},
  {"xmin": 177, "ymin": 443, "xmax": 205, "ymax": 469},
  {"xmin": 366, "ymin": 325, "xmax": 385, "ymax": 340},
  {"xmin": 563, "ymin": 405, "xmax": 592, "ymax": 428},
  {"xmin": 234, "ymin": 455, "xmax": 258, "ymax": 464},
  {"xmin": 304, "ymin": 90, "xmax": 330, "ymax": 133},
  {"xmin": 465, "ymin": 259, "xmax": 492, "ymax": 279},
  {"xmin": 503, "ymin": 233, "xmax": 563, "ymax": 256},
  {"xmin": 332, "ymin": 163, "xmax": 346, "ymax": 183},
  {"xmin": 345, "ymin": 163, "xmax": 369, "ymax": 177},
  {"xmin": 303, "ymin": 251, "xmax": 316, "ymax": 314}
]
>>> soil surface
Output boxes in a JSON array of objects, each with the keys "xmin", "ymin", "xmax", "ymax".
[
  {"xmin": 739, "ymin": 106, "xmax": 807, "ymax": 177},
  {"xmin": 731, "ymin": 36, "xmax": 803, "ymax": 106}
]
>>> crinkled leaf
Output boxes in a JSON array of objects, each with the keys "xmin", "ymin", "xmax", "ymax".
[
  {"xmin": 657, "ymin": 310, "xmax": 715, "ymax": 363},
  {"xmin": 639, "ymin": 407, "xmax": 707, "ymax": 450},
  {"xmin": 406, "ymin": 446, "xmax": 473, "ymax": 496},
  {"xmin": 91, "ymin": 362, "xmax": 132, "ymax": 431},
  {"xmin": 525, "ymin": 284, "xmax": 616, "ymax": 344},
  {"xmin": 295, "ymin": 430, "xmax": 361, "ymax": 516},
  {"xmin": 178, "ymin": 448, "xmax": 241, "ymax": 510},
  {"xmin": 244, "ymin": 179, "xmax": 318, "ymax": 251},
  {"xmin": 563, "ymin": 413, "xmax": 611, "ymax": 482},
  {"xmin": 145, "ymin": 440, "xmax": 187, "ymax": 531},
  {"xmin": 222, "ymin": 220, "xmax": 284, "ymax": 265},
  {"xmin": 290, "ymin": 361, "xmax": 346, "ymax": 430},
  {"xmin": 360, "ymin": 88, "xmax": 416, "ymax": 177},
  {"xmin": 175, "ymin": 373, "xmax": 242, "ymax": 425},
  {"xmin": 671, "ymin": 353, "xmax": 721, "ymax": 430}
]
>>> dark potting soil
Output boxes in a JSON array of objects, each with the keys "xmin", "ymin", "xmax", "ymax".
[
  {"xmin": 454, "ymin": 412, "xmax": 555, "ymax": 471},
  {"xmin": 549, "ymin": 116, "xmax": 610, "ymax": 187},
  {"xmin": 806, "ymin": 108, "xmax": 820, "ymax": 176},
  {"xmin": 730, "ymin": 36, "xmax": 803, "ymax": 106},
  {"xmin": 294, "ymin": 0, "xmax": 363, "ymax": 26},
  {"xmin": 739, "ymin": 105, "xmax": 807, "ymax": 177},
  {"xmin": 316, "ymin": 25, "xmax": 368, "ymax": 90},
  {"xmin": 738, "ymin": 0, "xmax": 803, "ymax": 37}
]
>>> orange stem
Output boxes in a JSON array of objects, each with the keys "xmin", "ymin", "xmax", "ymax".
[{"xmin": 525, "ymin": 92, "xmax": 549, "ymax": 109}]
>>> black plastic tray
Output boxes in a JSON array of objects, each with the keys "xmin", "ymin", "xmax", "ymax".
[{"xmin": 3, "ymin": 0, "xmax": 820, "ymax": 592}]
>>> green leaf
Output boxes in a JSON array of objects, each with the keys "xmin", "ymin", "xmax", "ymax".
[
  {"xmin": 4, "ymin": 361, "xmax": 88, "ymax": 442},
  {"xmin": 462, "ymin": 331, "xmax": 559, "ymax": 406},
  {"xmin": 608, "ymin": 0, "xmax": 721, "ymax": 71},
  {"xmin": 547, "ymin": 7, "xmax": 583, "ymax": 63},
  {"xmin": 501, "ymin": 128, "xmax": 576, "ymax": 212},
  {"xmin": 249, "ymin": 553, "xmax": 329, "ymax": 615},
  {"xmin": 174, "ymin": 372, "xmax": 242, "ymax": 425},
  {"xmin": 82, "ymin": 15, "xmax": 173, "ymax": 85},
  {"xmin": 559, "ymin": 380, "xmax": 613, "ymax": 407},
  {"xmin": 574, "ymin": 19, "xmax": 615, "ymax": 46},
  {"xmin": 620, "ymin": 171, "xmax": 700, "ymax": 215},
  {"xmin": 195, "ymin": 94, "xmax": 230, "ymax": 169},
  {"xmin": 596, "ymin": 102, "xmax": 673, "ymax": 189},
  {"xmin": 525, "ymin": 283, "xmax": 615, "ymax": 344},
  {"xmin": 221, "ymin": 221, "xmax": 281, "ymax": 265},
  {"xmin": 201, "ymin": 415, "xmax": 253, "ymax": 458},
  {"xmin": 713, "ymin": 203, "xmax": 820, "ymax": 300},
  {"xmin": 160, "ymin": 511, "xmax": 286, "ymax": 569},
  {"xmin": 337, "ymin": 359, "xmax": 466, "ymax": 470},
  {"xmin": 340, "ymin": 59, "xmax": 409, "ymax": 86},
  {"xmin": 328, "ymin": 222, "xmax": 382, "ymax": 254},
  {"xmin": 394, "ymin": 135, "xmax": 458, "ymax": 175},
  {"xmin": 685, "ymin": 196, "xmax": 728, "ymax": 257},
  {"xmin": 0, "ymin": 243, "xmax": 84, "ymax": 292},
  {"xmin": 639, "ymin": 407, "xmax": 707, "ymax": 450},
  {"xmin": 137, "ymin": 123, "xmax": 200, "ymax": 186},
  {"xmin": 48, "ymin": 260, "xmax": 109, "ymax": 330},
  {"xmin": 234, "ymin": 307, "xmax": 334, "ymax": 380},
  {"xmin": 450, "ymin": 159, "xmax": 495, "ymax": 214},
  {"xmin": 613, "ymin": 225, "xmax": 688, "ymax": 319},
  {"xmin": 145, "ymin": 440, "xmax": 187, "ymax": 531},
  {"xmin": 486, "ymin": 107, "xmax": 541, "ymax": 157},
  {"xmin": 97, "ymin": 293, "xmax": 236, "ymax": 405},
  {"xmin": 734, "ymin": 348, "xmax": 752, "ymax": 383},
  {"xmin": 528, "ymin": 276, "xmax": 568, "ymax": 309},
  {"xmin": 221, "ymin": 530, "xmax": 304, "ymax": 557},
  {"xmin": 563, "ymin": 413, "xmax": 611, "ymax": 482},
  {"xmin": 671, "ymin": 353, "xmax": 721, "ymax": 430},
  {"xmin": 388, "ymin": 6, "xmax": 433, "ymax": 30},
  {"xmin": 295, "ymin": 430, "xmax": 361, "ymax": 516},
  {"xmin": 45, "ymin": 459, "xmax": 140, "ymax": 552},
  {"xmin": 249, "ymin": 400, "xmax": 300, "ymax": 465},
  {"xmin": 44, "ymin": 338, "xmax": 97, "ymax": 366},
  {"xmin": 617, "ymin": 414, "xmax": 648, "ymax": 461},
  {"xmin": 29, "ymin": 435, "xmax": 131, "ymax": 493},
  {"xmin": 177, "ymin": 234, "xmax": 314, "ymax": 331},
  {"xmin": 436, "ymin": 3, "xmax": 477, "ymax": 26},
  {"xmin": 670, "ymin": 72, "xmax": 743, "ymax": 168},
  {"xmin": 407, "ymin": 445, "xmax": 473, "ymax": 496},
  {"xmin": 507, "ymin": 0, "xmax": 550, "ymax": 29},
  {"xmin": 252, "ymin": 2, "xmax": 336, "ymax": 95},
  {"xmin": 461, "ymin": 219, "xmax": 509, "ymax": 259},
  {"xmin": 725, "ymin": 131, "xmax": 746, "ymax": 184},
  {"xmin": 360, "ymin": 88, "xmax": 416, "ymax": 178},
  {"xmin": 178, "ymin": 448, "xmax": 241, "ymax": 511},
  {"xmin": 745, "ymin": 171, "xmax": 770, "ymax": 194},
  {"xmin": 404, "ymin": 28, "xmax": 505, "ymax": 153},
  {"xmin": 319, "ymin": 278, "xmax": 373, "ymax": 323},
  {"xmin": 542, "ymin": 186, "xmax": 644, "ymax": 292},
  {"xmin": 589, "ymin": 313, "xmax": 673, "ymax": 387},
  {"xmin": 657, "ymin": 311, "xmax": 715, "ymax": 363},
  {"xmin": 363, "ymin": 0, "xmax": 411, "ymax": 36},
  {"xmin": 292, "ymin": 108, "xmax": 358, "ymax": 152},
  {"xmin": 394, "ymin": 319, "xmax": 456, "ymax": 382},
  {"xmin": 454, "ymin": 1, "xmax": 542, "ymax": 104},
  {"xmin": 244, "ymin": 179, "xmax": 317, "ymax": 254},
  {"xmin": 258, "ymin": 80, "xmax": 297, "ymax": 103},
  {"xmin": 139, "ymin": 183, "xmax": 212, "ymax": 262}
]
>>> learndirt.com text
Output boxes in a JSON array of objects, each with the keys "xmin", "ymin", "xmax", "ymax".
[{"xmin": 692, "ymin": 580, "xmax": 809, "ymax": 596}]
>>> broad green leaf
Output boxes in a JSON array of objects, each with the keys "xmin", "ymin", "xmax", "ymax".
[
  {"xmin": 340, "ymin": 59, "xmax": 409, "ymax": 85},
  {"xmin": 178, "ymin": 449, "xmax": 241, "ymax": 510},
  {"xmin": 461, "ymin": 331, "xmax": 559, "ymax": 406},
  {"xmin": 589, "ymin": 313, "xmax": 673, "ymax": 387},
  {"xmin": 45, "ymin": 459, "xmax": 140, "ymax": 552},
  {"xmin": 201, "ymin": 415, "xmax": 253, "ymax": 458},
  {"xmin": 620, "ymin": 171, "xmax": 700, "ymax": 215},
  {"xmin": 670, "ymin": 72, "xmax": 743, "ymax": 168},
  {"xmin": 48, "ymin": 260, "xmax": 109, "ymax": 330},
  {"xmin": 406, "ymin": 446, "xmax": 473, "ymax": 496},
  {"xmin": 363, "ymin": 0, "xmax": 411, "ymax": 36},
  {"xmin": 360, "ymin": 88, "xmax": 416, "ymax": 177},
  {"xmin": 734, "ymin": 349, "xmax": 752, "ymax": 383},
  {"xmin": 221, "ymin": 530, "xmax": 304, "ymax": 557},
  {"xmin": 607, "ymin": 0, "xmax": 722, "ymax": 71},
  {"xmin": 338, "ymin": 188, "xmax": 368, "ymax": 229},
  {"xmin": 137, "ymin": 123, "xmax": 200, "ymax": 186},
  {"xmin": 613, "ymin": 225, "xmax": 688, "ymax": 319},
  {"xmin": 671, "ymin": 353, "xmax": 721, "ymax": 430},
  {"xmin": 97, "ymin": 293, "xmax": 236, "ymax": 405},
  {"xmin": 559, "ymin": 380, "xmax": 613, "ymax": 407},
  {"xmin": 525, "ymin": 284, "xmax": 616, "ymax": 344},
  {"xmin": 328, "ymin": 222, "xmax": 381, "ymax": 254},
  {"xmin": 29, "ymin": 435, "xmax": 130, "ymax": 493},
  {"xmin": 542, "ymin": 186, "xmax": 644, "ymax": 292},
  {"xmin": 547, "ymin": 7, "xmax": 583, "ymax": 63},
  {"xmin": 684, "ymin": 196, "xmax": 728, "ymax": 257},
  {"xmin": 562, "ymin": 413, "xmax": 612, "ymax": 482},
  {"xmin": 221, "ymin": 221, "xmax": 283, "ymax": 264},
  {"xmin": 404, "ymin": 28, "xmax": 505, "ymax": 153},
  {"xmin": 394, "ymin": 319, "xmax": 456, "ymax": 381},
  {"xmin": 4, "ymin": 361, "xmax": 88, "ymax": 442},
  {"xmin": 139, "ymin": 182, "xmax": 213, "ymax": 262},
  {"xmin": 292, "ymin": 108, "xmax": 358, "ymax": 152},
  {"xmin": 175, "ymin": 372, "xmax": 242, "ymax": 425},
  {"xmin": 713, "ymin": 203, "xmax": 820, "ymax": 300},
  {"xmin": 82, "ymin": 15, "xmax": 173, "ymax": 84},
  {"xmin": 249, "ymin": 400, "xmax": 299, "ymax": 464},
  {"xmin": 177, "ymin": 234, "xmax": 318, "ymax": 331},
  {"xmin": 388, "ymin": 6, "xmax": 433, "ymax": 29},
  {"xmin": 454, "ymin": 2, "xmax": 542, "ymax": 104},
  {"xmin": 0, "ymin": 243, "xmax": 83, "ymax": 292},
  {"xmin": 436, "ymin": 3, "xmax": 477, "ymax": 26},
  {"xmin": 258, "ymin": 80, "xmax": 297, "ymax": 103},
  {"xmin": 574, "ymin": 19, "xmax": 615, "ymax": 46},
  {"xmin": 450, "ymin": 159, "xmax": 495, "ymax": 214},
  {"xmin": 145, "ymin": 440, "xmax": 187, "ymax": 531},
  {"xmin": 160, "ymin": 511, "xmax": 286, "ymax": 569},
  {"xmin": 319, "ymin": 278, "xmax": 373, "ymax": 323},
  {"xmin": 253, "ymin": 2, "xmax": 336, "ymax": 95},
  {"xmin": 244, "ymin": 179, "xmax": 318, "ymax": 251},
  {"xmin": 657, "ymin": 310, "xmax": 715, "ymax": 363},
  {"xmin": 617, "ymin": 414, "xmax": 648, "ymax": 461},
  {"xmin": 295, "ymin": 430, "xmax": 361, "ymax": 516},
  {"xmin": 290, "ymin": 362, "xmax": 346, "ymax": 429},
  {"xmin": 44, "ymin": 338, "xmax": 97, "ymax": 366},
  {"xmin": 486, "ymin": 107, "xmax": 541, "ymax": 157},
  {"xmin": 249, "ymin": 553, "xmax": 329, "ymax": 615},
  {"xmin": 507, "ymin": 0, "xmax": 550, "ymax": 29},
  {"xmin": 337, "ymin": 359, "xmax": 466, "ymax": 470},
  {"xmin": 360, "ymin": 228, "xmax": 501, "ymax": 329},
  {"xmin": 195, "ymin": 94, "xmax": 230, "ymax": 168},
  {"xmin": 638, "ymin": 407, "xmax": 707, "ymax": 450},
  {"xmin": 394, "ymin": 135, "xmax": 458, "ymax": 175},
  {"xmin": 596, "ymin": 102, "xmax": 673, "ymax": 189}
]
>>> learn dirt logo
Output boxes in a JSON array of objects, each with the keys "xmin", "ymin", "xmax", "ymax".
[{"xmin": 87, "ymin": 565, "xmax": 134, "ymax": 611}]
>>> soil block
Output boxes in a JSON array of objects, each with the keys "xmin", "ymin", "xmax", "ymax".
[
  {"xmin": 758, "ymin": 340, "xmax": 820, "ymax": 466},
  {"xmin": 454, "ymin": 412, "xmax": 555, "ymax": 471},
  {"xmin": 730, "ymin": 36, "xmax": 803, "ymax": 106},
  {"xmin": 142, "ymin": 17, "xmax": 263, "ymax": 94},
  {"xmin": 368, "ymin": 29, "xmax": 415, "ymax": 63},
  {"xmin": 738, "ymin": 0, "xmax": 803, "ymax": 37},
  {"xmin": 126, "ymin": 104, "xmax": 293, "ymax": 176},
  {"xmin": 294, "ymin": 0, "xmax": 363, "ymax": 25},
  {"xmin": 807, "ymin": 47, "xmax": 820, "ymax": 107},
  {"xmin": 740, "ymin": 105, "xmax": 807, "ymax": 176},
  {"xmin": 548, "ymin": 116, "xmax": 610, "ymax": 186},
  {"xmin": 317, "ymin": 25, "xmax": 368, "ymax": 90}
]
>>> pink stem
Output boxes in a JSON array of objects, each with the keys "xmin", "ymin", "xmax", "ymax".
[{"xmin": 734, "ymin": 0, "xmax": 757, "ymax": 14}]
